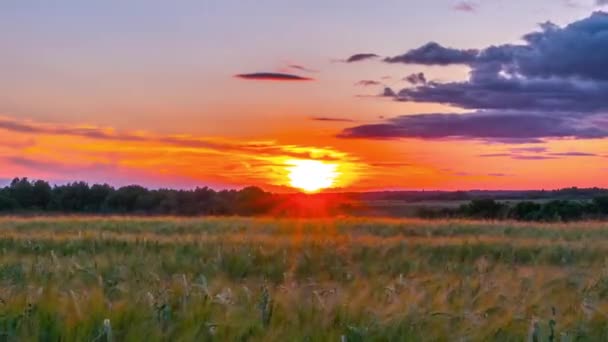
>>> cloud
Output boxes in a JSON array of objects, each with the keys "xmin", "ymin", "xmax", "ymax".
[
  {"xmin": 0, "ymin": 115, "xmax": 362, "ymax": 190},
  {"xmin": 234, "ymin": 72, "xmax": 313, "ymax": 81},
  {"xmin": 385, "ymin": 13, "xmax": 608, "ymax": 111},
  {"xmin": 344, "ymin": 53, "xmax": 380, "ymax": 63},
  {"xmin": 381, "ymin": 87, "xmax": 397, "ymax": 97},
  {"xmin": 403, "ymin": 72, "xmax": 427, "ymax": 85},
  {"xmin": 287, "ymin": 64, "xmax": 317, "ymax": 73},
  {"xmin": 310, "ymin": 117, "xmax": 355, "ymax": 123},
  {"xmin": 598, "ymin": 0, "xmax": 608, "ymax": 6},
  {"xmin": 479, "ymin": 153, "xmax": 511, "ymax": 157},
  {"xmin": 346, "ymin": 12, "xmax": 608, "ymax": 142},
  {"xmin": 510, "ymin": 147, "xmax": 548, "ymax": 153},
  {"xmin": 0, "ymin": 116, "xmax": 348, "ymax": 162},
  {"xmin": 355, "ymin": 80, "xmax": 382, "ymax": 86},
  {"xmin": 385, "ymin": 42, "xmax": 478, "ymax": 65},
  {"xmin": 479, "ymin": 148, "xmax": 598, "ymax": 160},
  {"xmin": 511, "ymin": 155, "xmax": 557, "ymax": 160},
  {"xmin": 338, "ymin": 111, "xmax": 608, "ymax": 141},
  {"xmin": 453, "ymin": 1, "xmax": 477, "ymax": 12},
  {"xmin": 549, "ymin": 151, "xmax": 598, "ymax": 156}
]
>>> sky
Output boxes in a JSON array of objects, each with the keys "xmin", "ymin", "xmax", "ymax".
[{"xmin": 1, "ymin": 0, "xmax": 608, "ymax": 191}]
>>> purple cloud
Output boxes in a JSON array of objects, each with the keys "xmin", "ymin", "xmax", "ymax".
[
  {"xmin": 453, "ymin": 1, "xmax": 477, "ymax": 12},
  {"xmin": 355, "ymin": 80, "xmax": 382, "ymax": 86},
  {"xmin": 339, "ymin": 111, "xmax": 608, "ymax": 141},
  {"xmin": 385, "ymin": 42, "xmax": 478, "ymax": 65},
  {"xmin": 287, "ymin": 64, "xmax": 317, "ymax": 73},
  {"xmin": 345, "ymin": 53, "xmax": 380, "ymax": 63},
  {"xmin": 384, "ymin": 13, "xmax": 608, "ymax": 112},
  {"xmin": 346, "ymin": 12, "xmax": 608, "ymax": 142},
  {"xmin": 310, "ymin": 117, "xmax": 355, "ymax": 123},
  {"xmin": 404, "ymin": 72, "xmax": 427, "ymax": 85},
  {"xmin": 234, "ymin": 72, "xmax": 313, "ymax": 81},
  {"xmin": 549, "ymin": 151, "xmax": 598, "ymax": 157}
]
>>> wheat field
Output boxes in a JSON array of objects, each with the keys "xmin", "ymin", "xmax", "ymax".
[{"xmin": 0, "ymin": 216, "xmax": 607, "ymax": 340}]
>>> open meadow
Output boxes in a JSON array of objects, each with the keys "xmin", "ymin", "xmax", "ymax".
[{"xmin": 0, "ymin": 216, "xmax": 608, "ymax": 340}]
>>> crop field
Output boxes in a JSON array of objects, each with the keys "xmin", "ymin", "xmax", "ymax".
[{"xmin": 0, "ymin": 217, "xmax": 608, "ymax": 340}]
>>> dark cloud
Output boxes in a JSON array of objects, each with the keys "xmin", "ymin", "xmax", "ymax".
[
  {"xmin": 355, "ymin": 80, "xmax": 382, "ymax": 86},
  {"xmin": 385, "ymin": 42, "xmax": 478, "ymax": 65},
  {"xmin": 338, "ymin": 111, "xmax": 608, "ymax": 141},
  {"xmin": 345, "ymin": 53, "xmax": 380, "ymax": 63},
  {"xmin": 479, "ymin": 153, "xmax": 511, "ymax": 157},
  {"xmin": 480, "ymin": 153, "xmax": 555, "ymax": 160},
  {"xmin": 234, "ymin": 72, "xmax": 313, "ymax": 81},
  {"xmin": 598, "ymin": 0, "xmax": 608, "ymax": 6},
  {"xmin": 453, "ymin": 1, "xmax": 477, "ymax": 12},
  {"xmin": 310, "ymin": 117, "xmax": 355, "ymax": 123},
  {"xmin": 347, "ymin": 12, "xmax": 608, "ymax": 142},
  {"xmin": 511, "ymin": 155, "xmax": 557, "ymax": 160},
  {"xmin": 549, "ymin": 151, "xmax": 598, "ymax": 157},
  {"xmin": 381, "ymin": 87, "xmax": 397, "ymax": 97},
  {"xmin": 395, "ymin": 77, "xmax": 608, "ymax": 112},
  {"xmin": 287, "ymin": 64, "xmax": 317, "ymax": 73},
  {"xmin": 404, "ymin": 72, "xmax": 427, "ymax": 85},
  {"xmin": 510, "ymin": 147, "xmax": 548, "ymax": 153},
  {"xmin": 479, "ymin": 149, "xmax": 597, "ymax": 160},
  {"xmin": 385, "ymin": 12, "xmax": 608, "ymax": 112}
]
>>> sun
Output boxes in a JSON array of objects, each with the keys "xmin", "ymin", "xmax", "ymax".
[{"xmin": 286, "ymin": 159, "xmax": 339, "ymax": 192}]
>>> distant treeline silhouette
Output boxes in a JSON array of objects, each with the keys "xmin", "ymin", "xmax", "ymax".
[
  {"xmin": 418, "ymin": 198, "xmax": 608, "ymax": 222},
  {"xmin": 2, "ymin": 177, "xmax": 608, "ymax": 221},
  {"xmin": 0, "ymin": 177, "xmax": 277, "ymax": 215}
]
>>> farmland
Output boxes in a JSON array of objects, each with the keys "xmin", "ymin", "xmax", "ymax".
[{"xmin": 0, "ymin": 217, "xmax": 608, "ymax": 340}]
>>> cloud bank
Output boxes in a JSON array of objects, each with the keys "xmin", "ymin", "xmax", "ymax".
[{"xmin": 343, "ymin": 12, "xmax": 608, "ymax": 142}]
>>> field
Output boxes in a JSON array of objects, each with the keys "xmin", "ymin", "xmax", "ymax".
[{"xmin": 0, "ymin": 217, "xmax": 608, "ymax": 340}]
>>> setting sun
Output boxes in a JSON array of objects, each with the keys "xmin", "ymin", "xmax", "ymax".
[{"xmin": 286, "ymin": 159, "xmax": 339, "ymax": 192}]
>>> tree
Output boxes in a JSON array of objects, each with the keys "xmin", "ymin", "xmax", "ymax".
[
  {"xmin": 510, "ymin": 201, "xmax": 541, "ymax": 221},
  {"xmin": 460, "ymin": 199, "xmax": 506, "ymax": 219},
  {"xmin": 593, "ymin": 196, "xmax": 608, "ymax": 215}
]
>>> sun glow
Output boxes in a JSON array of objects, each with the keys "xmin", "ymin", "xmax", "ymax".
[{"xmin": 286, "ymin": 159, "xmax": 339, "ymax": 192}]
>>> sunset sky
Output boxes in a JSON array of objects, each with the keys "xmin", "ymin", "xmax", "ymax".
[{"xmin": 2, "ymin": 0, "xmax": 608, "ymax": 191}]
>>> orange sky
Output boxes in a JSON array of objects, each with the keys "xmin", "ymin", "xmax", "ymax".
[
  {"xmin": 1, "ymin": 115, "xmax": 606, "ymax": 191},
  {"xmin": 2, "ymin": 2, "xmax": 608, "ymax": 191}
]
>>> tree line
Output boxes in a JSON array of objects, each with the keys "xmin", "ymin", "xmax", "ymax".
[
  {"xmin": 2, "ymin": 177, "xmax": 608, "ymax": 221},
  {"xmin": 418, "ymin": 198, "xmax": 608, "ymax": 222},
  {"xmin": 0, "ymin": 178, "xmax": 277, "ymax": 216}
]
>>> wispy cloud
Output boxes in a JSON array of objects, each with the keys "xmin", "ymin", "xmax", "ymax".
[
  {"xmin": 453, "ymin": 1, "xmax": 477, "ymax": 12},
  {"xmin": 343, "ymin": 53, "xmax": 380, "ymax": 63},
  {"xmin": 310, "ymin": 117, "xmax": 356, "ymax": 123},
  {"xmin": 286, "ymin": 64, "xmax": 318, "ymax": 73},
  {"xmin": 234, "ymin": 72, "xmax": 313, "ymax": 81},
  {"xmin": 0, "ymin": 116, "xmax": 361, "ymax": 190},
  {"xmin": 478, "ymin": 148, "xmax": 598, "ymax": 160},
  {"xmin": 355, "ymin": 80, "xmax": 382, "ymax": 86}
]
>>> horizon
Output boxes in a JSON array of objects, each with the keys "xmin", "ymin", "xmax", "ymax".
[
  {"xmin": 2, "ymin": 176, "xmax": 606, "ymax": 194},
  {"xmin": 2, "ymin": 1, "xmax": 608, "ymax": 191}
]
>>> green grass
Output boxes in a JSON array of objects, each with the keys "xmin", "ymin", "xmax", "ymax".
[{"xmin": 0, "ymin": 216, "xmax": 607, "ymax": 340}]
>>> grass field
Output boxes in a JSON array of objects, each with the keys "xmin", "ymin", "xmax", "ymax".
[{"xmin": 0, "ymin": 217, "xmax": 608, "ymax": 340}]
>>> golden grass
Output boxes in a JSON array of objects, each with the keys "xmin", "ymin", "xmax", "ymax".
[{"xmin": 0, "ymin": 216, "xmax": 606, "ymax": 340}]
